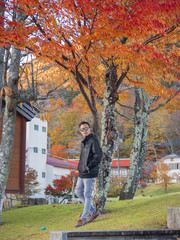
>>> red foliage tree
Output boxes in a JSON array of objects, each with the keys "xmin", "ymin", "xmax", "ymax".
[
  {"xmin": 45, "ymin": 170, "xmax": 78, "ymax": 203},
  {"xmin": 24, "ymin": 165, "xmax": 40, "ymax": 199},
  {"xmin": 0, "ymin": 0, "xmax": 179, "ymax": 211},
  {"xmin": 50, "ymin": 145, "xmax": 69, "ymax": 158}
]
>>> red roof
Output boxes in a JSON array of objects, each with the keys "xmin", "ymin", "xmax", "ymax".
[
  {"xmin": 63, "ymin": 158, "xmax": 130, "ymax": 168},
  {"xmin": 46, "ymin": 156, "xmax": 77, "ymax": 169},
  {"xmin": 111, "ymin": 159, "xmax": 130, "ymax": 168}
]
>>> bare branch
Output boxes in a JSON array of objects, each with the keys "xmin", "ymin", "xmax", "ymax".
[
  {"xmin": 150, "ymin": 89, "xmax": 180, "ymax": 113},
  {"xmin": 3, "ymin": 46, "xmax": 10, "ymax": 86},
  {"xmin": 116, "ymin": 101, "xmax": 134, "ymax": 110},
  {"xmin": 75, "ymin": 67, "xmax": 97, "ymax": 114},
  {"xmin": 115, "ymin": 107, "xmax": 134, "ymax": 121},
  {"xmin": 150, "ymin": 98, "xmax": 171, "ymax": 113},
  {"xmin": 117, "ymin": 87, "xmax": 134, "ymax": 93},
  {"xmin": 150, "ymin": 96, "xmax": 161, "ymax": 105},
  {"xmin": 116, "ymin": 64, "xmax": 129, "ymax": 89}
]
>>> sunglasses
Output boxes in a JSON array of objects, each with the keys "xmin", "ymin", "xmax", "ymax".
[{"xmin": 80, "ymin": 127, "xmax": 90, "ymax": 132}]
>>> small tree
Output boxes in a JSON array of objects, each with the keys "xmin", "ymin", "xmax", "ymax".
[
  {"xmin": 24, "ymin": 165, "xmax": 40, "ymax": 199},
  {"xmin": 150, "ymin": 160, "xmax": 175, "ymax": 193},
  {"xmin": 108, "ymin": 177, "xmax": 124, "ymax": 198},
  {"xmin": 45, "ymin": 170, "xmax": 78, "ymax": 203}
]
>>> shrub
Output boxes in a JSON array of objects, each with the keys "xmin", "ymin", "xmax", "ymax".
[{"xmin": 108, "ymin": 177, "xmax": 124, "ymax": 198}]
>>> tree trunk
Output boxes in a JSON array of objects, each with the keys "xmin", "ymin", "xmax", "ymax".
[
  {"xmin": 0, "ymin": 0, "xmax": 6, "ymax": 131},
  {"xmin": 165, "ymin": 180, "xmax": 167, "ymax": 193},
  {"xmin": 120, "ymin": 87, "xmax": 150, "ymax": 200},
  {"xmin": 0, "ymin": 46, "xmax": 21, "ymax": 225},
  {"xmin": 0, "ymin": 47, "xmax": 5, "ymax": 130},
  {"xmin": 93, "ymin": 65, "xmax": 118, "ymax": 211}
]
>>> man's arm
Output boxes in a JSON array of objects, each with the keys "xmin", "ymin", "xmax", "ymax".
[{"xmin": 87, "ymin": 137, "xmax": 102, "ymax": 170}]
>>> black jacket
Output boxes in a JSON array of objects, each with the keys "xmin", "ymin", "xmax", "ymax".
[{"xmin": 78, "ymin": 134, "xmax": 102, "ymax": 178}]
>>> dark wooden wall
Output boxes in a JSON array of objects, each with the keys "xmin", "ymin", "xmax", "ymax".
[{"xmin": 1, "ymin": 114, "xmax": 27, "ymax": 193}]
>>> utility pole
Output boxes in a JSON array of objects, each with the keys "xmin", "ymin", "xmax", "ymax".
[
  {"xmin": 48, "ymin": 135, "xmax": 51, "ymax": 156},
  {"xmin": 117, "ymin": 132, "xmax": 123, "ymax": 178}
]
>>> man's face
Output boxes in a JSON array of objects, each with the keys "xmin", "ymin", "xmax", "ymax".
[{"xmin": 79, "ymin": 124, "xmax": 91, "ymax": 138}]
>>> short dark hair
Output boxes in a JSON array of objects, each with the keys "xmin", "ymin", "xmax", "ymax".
[{"xmin": 79, "ymin": 121, "xmax": 90, "ymax": 128}]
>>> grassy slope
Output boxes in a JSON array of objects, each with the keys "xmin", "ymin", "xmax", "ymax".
[{"xmin": 0, "ymin": 183, "xmax": 180, "ymax": 240}]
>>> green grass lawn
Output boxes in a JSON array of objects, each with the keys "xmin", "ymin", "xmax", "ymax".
[{"xmin": 0, "ymin": 183, "xmax": 180, "ymax": 240}]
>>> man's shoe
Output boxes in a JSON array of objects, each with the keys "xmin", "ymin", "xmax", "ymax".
[
  {"xmin": 88, "ymin": 211, "xmax": 101, "ymax": 223},
  {"xmin": 75, "ymin": 219, "xmax": 87, "ymax": 227}
]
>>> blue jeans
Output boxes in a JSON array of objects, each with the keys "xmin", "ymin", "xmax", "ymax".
[{"xmin": 75, "ymin": 177, "xmax": 96, "ymax": 221}]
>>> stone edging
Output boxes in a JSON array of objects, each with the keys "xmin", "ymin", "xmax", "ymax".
[{"xmin": 50, "ymin": 229, "xmax": 180, "ymax": 240}]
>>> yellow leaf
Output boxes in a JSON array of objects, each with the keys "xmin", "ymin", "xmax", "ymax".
[
  {"xmin": 25, "ymin": 68, "xmax": 28, "ymax": 78},
  {"xmin": 58, "ymin": 98, "xmax": 64, "ymax": 107},
  {"xmin": 0, "ymin": 88, "xmax": 4, "ymax": 97},
  {"xmin": 46, "ymin": 112, "xmax": 52, "ymax": 122},
  {"xmin": 51, "ymin": 97, "xmax": 56, "ymax": 106},
  {"xmin": 4, "ymin": 86, "xmax": 12, "ymax": 96}
]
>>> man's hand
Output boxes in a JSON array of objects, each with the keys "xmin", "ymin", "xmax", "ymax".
[{"xmin": 86, "ymin": 166, "xmax": 90, "ymax": 173}]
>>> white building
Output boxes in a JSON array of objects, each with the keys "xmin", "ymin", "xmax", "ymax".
[
  {"xmin": 46, "ymin": 156, "xmax": 77, "ymax": 203},
  {"xmin": 26, "ymin": 117, "xmax": 48, "ymax": 198},
  {"xmin": 110, "ymin": 158, "xmax": 130, "ymax": 178},
  {"xmin": 26, "ymin": 117, "xmax": 77, "ymax": 200},
  {"xmin": 46, "ymin": 156, "xmax": 77, "ymax": 187},
  {"xmin": 162, "ymin": 154, "xmax": 180, "ymax": 182}
]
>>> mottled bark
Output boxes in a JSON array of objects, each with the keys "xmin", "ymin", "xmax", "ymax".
[
  {"xmin": 93, "ymin": 65, "xmax": 118, "ymax": 211},
  {"xmin": 0, "ymin": 0, "xmax": 6, "ymax": 131},
  {"xmin": 0, "ymin": 47, "xmax": 5, "ymax": 130},
  {"xmin": 0, "ymin": 46, "xmax": 21, "ymax": 224},
  {"xmin": 120, "ymin": 87, "xmax": 150, "ymax": 200},
  {"xmin": 0, "ymin": 8, "xmax": 23, "ymax": 223}
]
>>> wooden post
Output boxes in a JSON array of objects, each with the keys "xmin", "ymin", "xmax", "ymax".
[{"xmin": 167, "ymin": 207, "xmax": 180, "ymax": 229}]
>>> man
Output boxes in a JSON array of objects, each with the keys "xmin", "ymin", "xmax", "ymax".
[{"xmin": 75, "ymin": 121, "xmax": 102, "ymax": 227}]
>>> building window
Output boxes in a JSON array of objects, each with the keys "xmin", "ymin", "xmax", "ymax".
[
  {"xmin": 42, "ymin": 126, "xmax": 46, "ymax": 132},
  {"xmin": 42, "ymin": 172, "xmax": 46, "ymax": 178},
  {"xmin": 34, "ymin": 124, "xmax": 39, "ymax": 131},
  {"xmin": 42, "ymin": 149, "xmax": 46, "ymax": 154},
  {"xmin": 33, "ymin": 147, "xmax": 38, "ymax": 153},
  {"xmin": 169, "ymin": 163, "xmax": 178, "ymax": 169},
  {"xmin": 120, "ymin": 168, "xmax": 127, "ymax": 177}
]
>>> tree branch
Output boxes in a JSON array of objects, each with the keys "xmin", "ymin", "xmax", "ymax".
[
  {"xmin": 150, "ymin": 96, "xmax": 161, "ymax": 105},
  {"xmin": 143, "ymin": 26, "xmax": 176, "ymax": 45},
  {"xmin": 117, "ymin": 86, "xmax": 134, "ymax": 94},
  {"xmin": 116, "ymin": 101, "xmax": 134, "ymax": 110},
  {"xmin": 150, "ymin": 89, "xmax": 180, "ymax": 113},
  {"xmin": 116, "ymin": 64, "xmax": 129, "ymax": 88},
  {"xmin": 62, "ymin": 34, "xmax": 76, "ymax": 59},
  {"xmin": 75, "ymin": 67, "xmax": 96, "ymax": 114},
  {"xmin": 115, "ymin": 107, "xmax": 134, "ymax": 121},
  {"xmin": 150, "ymin": 98, "xmax": 171, "ymax": 113}
]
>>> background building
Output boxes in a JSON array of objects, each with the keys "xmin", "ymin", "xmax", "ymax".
[
  {"xmin": 162, "ymin": 154, "xmax": 180, "ymax": 182},
  {"xmin": 3, "ymin": 103, "xmax": 35, "ymax": 209},
  {"xmin": 46, "ymin": 156, "xmax": 76, "ymax": 187},
  {"xmin": 26, "ymin": 117, "xmax": 48, "ymax": 198},
  {"xmin": 110, "ymin": 158, "xmax": 130, "ymax": 178}
]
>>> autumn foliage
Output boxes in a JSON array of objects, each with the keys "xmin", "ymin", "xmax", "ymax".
[
  {"xmin": 50, "ymin": 145, "xmax": 69, "ymax": 158},
  {"xmin": 0, "ymin": 0, "xmax": 179, "ymax": 208},
  {"xmin": 150, "ymin": 160, "xmax": 176, "ymax": 193},
  {"xmin": 0, "ymin": 0, "xmax": 179, "ymax": 99},
  {"xmin": 45, "ymin": 170, "xmax": 78, "ymax": 202},
  {"xmin": 24, "ymin": 165, "xmax": 40, "ymax": 198}
]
